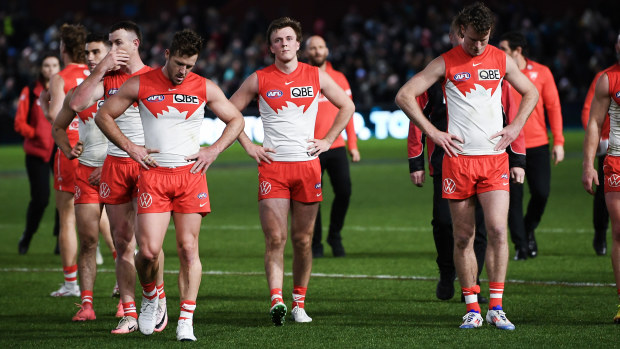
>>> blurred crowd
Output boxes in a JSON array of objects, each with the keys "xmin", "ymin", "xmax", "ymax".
[{"xmin": 1, "ymin": 0, "xmax": 618, "ymax": 143}]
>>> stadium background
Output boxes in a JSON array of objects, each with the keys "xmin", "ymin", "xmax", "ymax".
[{"xmin": 0, "ymin": 0, "xmax": 618, "ymax": 144}]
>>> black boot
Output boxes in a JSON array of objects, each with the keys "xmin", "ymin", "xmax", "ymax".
[
  {"xmin": 18, "ymin": 231, "xmax": 34, "ymax": 255},
  {"xmin": 527, "ymin": 231, "xmax": 538, "ymax": 258}
]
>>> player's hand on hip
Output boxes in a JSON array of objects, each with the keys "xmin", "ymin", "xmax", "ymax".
[
  {"xmin": 88, "ymin": 166, "xmax": 102, "ymax": 186},
  {"xmin": 491, "ymin": 124, "xmax": 519, "ymax": 152},
  {"xmin": 244, "ymin": 143, "xmax": 274, "ymax": 164},
  {"xmin": 308, "ymin": 138, "xmax": 331, "ymax": 157},
  {"xmin": 186, "ymin": 147, "xmax": 221, "ymax": 174},
  {"xmin": 410, "ymin": 170, "xmax": 425, "ymax": 187},
  {"xmin": 428, "ymin": 130, "xmax": 463, "ymax": 158},
  {"xmin": 582, "ymin": 167, "xmax": 599, "ymax": 195},
  {"xmin": 130, "ymin": 145, "xmax": 159, "ymax": 170}
]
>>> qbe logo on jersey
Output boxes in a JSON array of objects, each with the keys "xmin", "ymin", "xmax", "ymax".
[
  {"xmin": 290, "ymin": 86, "xmax": 314, "ymax": 98},
  {"xmin": 173, "ymin": 94, "xmax": 199, "ymax": 104},
  {"xmin": 478, "ymin": 69, "xmax": 501, "ymax": 80}
]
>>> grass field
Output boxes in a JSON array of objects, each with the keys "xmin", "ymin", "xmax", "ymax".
[{"xmin": 0, "ymin": 130, "xmax": 618, "ymax": 348}]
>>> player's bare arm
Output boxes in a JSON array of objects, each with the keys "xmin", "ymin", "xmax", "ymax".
[
  {"xmin": 52, "ymin": 89, "xmax": 82, "ymax": 160},
  {"xmin": 185, "ymin": 80, "xmax": 245, "ymax": 174},
  {"xmin": 495, "ymin": 56, "xmax": 539, "ymax": 151},
  {"xmin": 95, "ymin": 75, "xmax": 157, "ymax": 169},
  {"xmin": 70, "ymin": 49, "xmax": 128, "ymax": 112},
  {"xmin": 229, "ymin": 72, "xmax": 275, "ymax": 164},
  {"xmin": 583, "ymin": 73, "xmax": 611, "ymax": 195},
  {"xmin": 308, "ymin": 70, "xmax": 355, "ymax": 157},
  {"xmin": 45, "ymin": 74, "xmax": 66, "ymax": 123},
  {"xmin": 395, "ymin": 56, "xmax": 463, "ymax": 157}
]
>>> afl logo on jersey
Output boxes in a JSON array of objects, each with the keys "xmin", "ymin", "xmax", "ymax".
[
  {"xmin": 146, "ymin": 95, "xmax": 165, "ymax": 102},
  {"xmin": 266, "ymin": 89, "xmax": 283, "ymax": 98},
  {"xmin": 615, "ymin": 91, "xmax": 620, "ymax": 98},
  {"xmin": 173, "ymin": 94, "xmax": 199, "ymax": 104},
  {"xmin": 107, "ymin": 88, "xmax": 118, "ymax": 95},
  {"xmin": 291, "ymin": 86, "xmax": 314, "ymax": 98},
  {"xmin": 453, "ymin": 72, "xmax": 471, "ymax": 81},
  {"xmin": 478, "ymin": 69, "xmax": 501, "ymax": 80}
]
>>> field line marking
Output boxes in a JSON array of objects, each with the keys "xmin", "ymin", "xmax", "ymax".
[{"xmin": 1, "ymin": 267, "xmax": 614, "ymax": 288}]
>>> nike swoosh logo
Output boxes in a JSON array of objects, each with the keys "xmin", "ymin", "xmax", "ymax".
[
  {"xmin": 473, "ymin": 63, "xmax": 482, "ymax": 66},
  {"xmin": 285, "ymin": 81, "xmax": 294, "ymax": 85},
  {"xmin": 200, "ymin": 202, "xmax": 208, "ymax": 207},
  {"xmin": 316, "ymin": 193, "xmax": 322, "ymax": 197},
  {"xmin": 128, "ymin": 324, "xmax": 137, "ymax": 331},
  {"xmin": 502, "ymin": 183, "xmax": 509, "ymax": 186},
  {"xmin": 168, "ymin": 88, "xmax": 177, "ymax": 91}
]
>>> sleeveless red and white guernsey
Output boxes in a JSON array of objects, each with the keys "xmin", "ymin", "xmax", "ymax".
[
  {"xmin": 606, "ymin": 65, "xmax": 620, "ymax": 156},
  {"xmin": 58, "ymin": 64, "xmax": 90, "ymax": 147},
  {"xmin": 256, "ymin": 63, "xmax": 320, "ymax": 162},
  {"xmin": 103, "ymin": 66, "xmax": 152, "ymax": 157},
  {"xmin": 137, "ymin": 69, "xmax": 207, "ymax": 168},
  {"xmin": 441, "ymin": 45, "xmax": 507, "ymax": 155},
  {"xmin": 76, "ymin": 94, "xmax": 107, "ymax": 167}
]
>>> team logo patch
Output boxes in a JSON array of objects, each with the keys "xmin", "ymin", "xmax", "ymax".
[
  {"xmin": 453, "ymin": 72, "xmax": 471, "ymax": 81},
  {"xmin": 74, "ymin": 186, "xmax": 81, "ymax": 200},
  {"xmin": 69, "ymin": 119, "xmax": 80, "ymax": 130},
  {"xmin": 99, "ymin": 182, "xmax": 110, "ymax": 198},
  {"xmin": 147, "ymin": 95, "xmax": 165, "ymax": 102},
  {"xmin": 501, "ymin": 173, "xmax": 509, "ymax": 180},
  {"xmin": 290, "ymin": 86, "xmax": 314, "ymax": 98},
  {"xmin": 608, "ymin": 174, "xmax": 620, "ymax": 188},
  {"xmin": 259, "ymin": 181, "xmax": 272, "ymax": 196},
  {"xmin": 107, "ymin": 88, "xmax": 118, "ymax": 96},
  {"xmin": 173, "ymin": 94, "xmax": 199, "ymax": 104},
  {"xmin": 616, "ymin": 91, "xmax": 620, "ymax": 98},
  {"xmin": 197, "ymin": 192, "xmax": 208, "ymax": 199},
  {"xmin": 138, "ymin": 193, "xmax": 153, "ymax": 208},
  {"xmin": 266, "ymin": 89, "xmax": 283, "ymax": 98},
  {"xmin": 478, "ymin": 69, "xmax": 501, "ymax": 80},
  {"xmin": 314, "ymin": 183, "xmax": 322, "ymax": 189},
  {"xmin": 443, "ymin": 178, "xmax": 456, "ymax": 194}
]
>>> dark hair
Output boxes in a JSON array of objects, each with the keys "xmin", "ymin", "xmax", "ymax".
[
  {"xmin": 454, "ymin": 2, "xmax": 495, "ymax": 36},
  {"xmin": 86, "ymin": 32, "xmax": 110, "ymax": 47},
  {"xmin": 59, "ymin": 23, "xmax": 87, "ymax": 63},
  {"xmin": 38, "ymin": 52, "xmax": 60, "ymax": 84},
  {"xmin": 266, "ymin": 17, "xmax": 302, "ymax": 45},
  {"xmin": 169, "ymin": 29, "xmax": 204, "ymax": 57},
  {"xmin": 109, "ymin": 20, "xmax": 142, "ymax": 46},
  {"xmin": 500, "ymin": 31, "xmax": 528, "ymax": 56}
]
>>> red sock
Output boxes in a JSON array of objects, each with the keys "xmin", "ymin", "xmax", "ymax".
[
  {"xmin": 270, "ymin": 288, "xmax": 283, "ymax": 307},
  {"xmin": 180, "ymin": 300, "xmax": 196, "ymax": 322},
  {"xmin": 292, "ymin": 286, "xmax": 307, "ymax": 309},
  {"xmin": 81, "ymin": 290, "xmax": 93, "ymax": 308},
  {"xmin": 141, "ymin": 281, "xmax": 157, "ymax": 300},
  {"xmin": 157, "ymin": 282, "xmax": 166, "ymax": 299},
  {"xmin": 489, "ymin": 282, "xmax": 505, "ymax": 310},
  {"xmin": 123, "ymin": 301, "xmax": 138, "ymax": 319},
  {"xmin": 462, "ymin": 285, "xmax": 481, "ymax": 313},
  {"xmin": 63, "ymin": 264, "xmax": 78, "ymax": 284}
]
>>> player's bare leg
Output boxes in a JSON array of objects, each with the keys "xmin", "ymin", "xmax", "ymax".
[
  {"xmin": 605, "ymin": 192, "xmax": 620, "ymax": 323},
  {"xmin": 135, "ymin": 212, "xmax": 169, "ymax": 335},
  {"xmin": 259, "ymin": 198, "xmax": 289, "ymax": 325},
  {"xmin": 107, "ymin": 202, "xmax": 137, "ymax": 304},
  {"xmin": 73, "ymin": 203, "xmax": 102, "ymax": 321},
  {"xmin": 289, "ymin": 200, "xmax": 318, "ymax": 323},
  {"xmin": 478, "ymin": 190, "xmax": 513, "ymax": 330},
  {"xmin": 50, "ymin": 190, "xmax": 79, "ymax": 297}
]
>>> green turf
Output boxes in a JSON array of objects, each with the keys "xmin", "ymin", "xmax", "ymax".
[{"xmin": 0, "ymin": 130, "xmax": 618, "ymax": 348}]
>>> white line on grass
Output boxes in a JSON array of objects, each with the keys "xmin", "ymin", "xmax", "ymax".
[{"xmin": 1, "ymin": 267, "xmax": 614, "ymax": 288}]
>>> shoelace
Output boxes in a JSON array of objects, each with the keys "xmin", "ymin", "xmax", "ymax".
[
  {"xmin": 463, "ymin": 312, "xmax": 479, "ymax": 322},
  {"xmin": 491, "ymin": 310, "xmax": 510, "ymax": 323}
]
